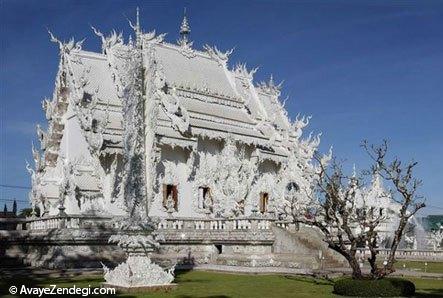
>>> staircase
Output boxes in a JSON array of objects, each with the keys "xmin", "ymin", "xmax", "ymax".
[{"xmin": 272, "ymin": 224, "xmax": 346, "ymax": 269}]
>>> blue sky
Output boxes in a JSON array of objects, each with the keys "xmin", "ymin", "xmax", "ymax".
[{"xmin": 1, "ymin": 0, "xmax": 442, "ymax": 215}]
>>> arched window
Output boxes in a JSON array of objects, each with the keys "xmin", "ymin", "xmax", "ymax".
[
  {"xmin": 163, "ymin": 184, "xmax": 178, "ymax": 211},
  {"xmin": 285, "ymin": 182, "xmax": 299, "ymax": 201},
  {"xmin": 259, "ymin": 192, "xmax": 269, "ymax": 214},
  {"xmin": 198, "ymin": 186, "xmax": 212, "ymax": 210},
  {"xmin": 286, "ymin": 182, "xmax": 299, "ymax": 193}
]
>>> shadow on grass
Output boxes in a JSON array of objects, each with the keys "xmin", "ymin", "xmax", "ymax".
[
  {"xmin": 175, "ymin": 295, "xmax": 231, "ymax": 298},
  {"xmin": 1, "ymin": 268, "xmax": 43, "ymax": 298},
  {"xmin": 414, "ymin": 288, "xmax": 443, "ymax": 298},
  {"xmin": 173, "ymin": 268, "xmax": 214, "ymax": 284},
  {"xmin": 283, "ymin": 275, "xmax": 334, "ymax": 286},
  {"xmin": 0, "ymin": 267, "xmax": 136, "ymax": 298}
]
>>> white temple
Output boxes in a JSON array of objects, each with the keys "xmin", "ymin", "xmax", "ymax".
[
  {"xmin": 28, "ymin": 12, "xmax": 322, "ymax": 223},
  {"xmin": 17, "ymin": 11, "xmax": 440, "ymax": 271},
  {"xmin": 22, "ymin": 11, "xmax": 349, "ymax": 269}
]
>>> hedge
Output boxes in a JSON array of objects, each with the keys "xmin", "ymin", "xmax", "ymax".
[{"xmin": 334, "ymin": 277, "xmax": 415, "ymax": 297}]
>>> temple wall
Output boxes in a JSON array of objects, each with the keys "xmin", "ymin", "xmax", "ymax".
[
  {"xmin": 48, "ymin": 111, "xmax": 93, "ymax": 216},
  {"xmin": 59, "ymin": 107, "xmax": 91, "ymax": 162},
  {"xmin": 149, "ymin": 145, "xmax": 198, "ymax": 218},
  {"xmin": 148, "ymin": 137, "xmax": 287, "ymax": 219},
  {"xmin": 99, "ymin": 154, "xmax": 126, "ymax": 216}
]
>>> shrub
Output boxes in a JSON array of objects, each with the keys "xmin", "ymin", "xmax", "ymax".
[{"xmin": 334, "ymin": 277, "xmax": 415, "ymax": 297}]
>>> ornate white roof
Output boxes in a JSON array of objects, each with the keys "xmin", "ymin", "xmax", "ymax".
[
  {"xmin": 66, "ymin": 35, "xmax": 292, "ymax": 152},
  {"xmin": 28, "ymin": 14, "xmax": 326, "ymax": 218}
]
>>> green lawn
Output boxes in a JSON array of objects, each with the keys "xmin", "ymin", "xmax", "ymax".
[
  {"xmin": 1, "ymin": 270, "xmax": 442, "ymax": 298},
  {"xmin": 395, "ymin": 261, "xmax": 443, "ymax": 274},
  {"xmin": 373, "ymin": 260, "xmax": 443, "ymax": 274}
]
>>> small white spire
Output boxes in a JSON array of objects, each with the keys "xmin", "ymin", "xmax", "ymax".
[
  {"xmin": 178, "ymin": 7, "xmax": 191, "ymax": 45},
  {"xmin": 135, "ymin": 7, "xmax": 142, "ymax": 49},
  {"xmin": 269, "ymin": 74, "xmax": 275, "ymax": 87},
  {"xmin": 136, "ymin": 7, "xmax": 140, "ymax": 31}
]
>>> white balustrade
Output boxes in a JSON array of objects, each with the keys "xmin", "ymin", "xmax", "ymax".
[
  {"xmin": 27, "ymin": 215, "xmax": 285, "ymax": 234},
  {"xmin": 356, "ymin": 248, "xmax": 443, "ymax": 261}
]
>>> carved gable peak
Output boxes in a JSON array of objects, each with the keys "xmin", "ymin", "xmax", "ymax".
[
  {"xmin": 233, "ymin": 63, "xmax": 258, "ymax": 81},
  {"xmin": 203, "ymin": 44, "xmax": 234, "ymax": 67},
  {"xmin": 257, "ymin": 75, "xmax": 283, "ymax": 97},
  {"xmin": 48, "ymin": 30, "xmax": 84, "ymax": 56}
]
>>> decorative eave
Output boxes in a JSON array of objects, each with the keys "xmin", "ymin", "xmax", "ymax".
[{"xmin": 156, "ymin": 135, "xmax": 197, "ymax": 150}]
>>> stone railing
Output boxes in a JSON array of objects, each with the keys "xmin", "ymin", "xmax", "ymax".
[
  {"xmin": 357, "ymin": 248, "xmax": 443, "ymax": 261},
  {"xmin": 157, "ymin": 217, "xmax": 284, "ymax": 231},
  {"xmin": 23, "ymin": 215, "xmax": 291, "ymax": 232},
  {"xmin": 25, "ymin": 215, "xmax": 115, "ymax": 230}
]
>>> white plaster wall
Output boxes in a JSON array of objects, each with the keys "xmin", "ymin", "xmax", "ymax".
[
  {"xmin": 148, "ymin": 137, "xmax": 289, "ymax": 219},
  {"xmin": 100, "ymin": 154, "xmax": 126, "ymax": 216},
  {"xmin": 149, "ymin": 145, "xmax": 201, "ymax": 218},
  {"xmin": 58, "ymin": 112, "xmax": 89, "ymax": 215},
  {"xmin": 59, "ymin": 107, "xmax": 91, "ymax": 162}
]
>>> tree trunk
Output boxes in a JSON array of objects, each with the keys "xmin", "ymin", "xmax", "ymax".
[{"xmin": 348, "ymin": 256, "xmax": 363, "ymax": 279}]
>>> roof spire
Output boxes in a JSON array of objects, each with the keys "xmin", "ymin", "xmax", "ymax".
[
  {"xmin": 134, "ymin": 7, "xmax": 142, "ymax": 49},
  {"xmin": 269, "ymin": 74, "xmax": 275, "ymax": 87},
  {"xmin": 178, "ymin": 7, "xmax": 191, "ymax": 45},
  {"xmin": 136, "ymin": 6, "xmax": 140, "ymax": 31}
]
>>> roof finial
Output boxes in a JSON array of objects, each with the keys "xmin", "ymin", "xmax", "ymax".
[
  {"xmin": 269, "ymin": 74, "xmax": 275, "ymax": 87},
  {"xmin": 135, "ymin": 7, "xmax": 142, "ymax": 49},
  {"xmin": 136, "ymin": 6, "xmax": 140, "ymax": 30},
  {"xmin": 178, "ymin": 7, "xmax": 191, "ymax": 45}
]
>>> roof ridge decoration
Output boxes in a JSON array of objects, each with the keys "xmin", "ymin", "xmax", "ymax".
[
  {"xmin": 36, "ymin": 124, "xmax": 48, "ymax": 150},
  {"xmin": 31, "ymin": 142, "xmax": 45, "ymax": 173},
  {"xmin": 42, "ymin": 97, "xmax": 56, "ymax": 121},
  {"xmin": 91, "ymin": 27, "xmax": 124, "ymax": 54},
  {"xmin": 178, "ymin": 8, "xmax": 191, "ymax": 45},
  {"xmin": 142, "ymin": 30, "xmax": 167, "ymax": 45},
  {"xmin": 233, "ymin": 63, "xmax": 258, "ymax": 81},
  {"xmin": 292, "ymin": 114, "xmax": 311, "ymax": 140},
  {"xmin": 257, "ymin": 74, "xmax": 294, "ymax": 132},
  {"xmin": 127, "ymin": 8, "xmax": 166, "ymax": 46},
  {"xmin": 203, "ymin": 44, "xmax": 234, "ymax": 67},
  {"xmin": 48, "ymin": 30, "xmax": 85, "ymax": 57},
  {"xmin": 257, "ymin": 74, "xmax": 283, "ymax": 97},
  {"xmin": 154, "ymin": 64, "xmax": 191, "ymax": 134},
  {"xmin": 177, "ymin": 8, "xmax": 196, "ymax": 58}
]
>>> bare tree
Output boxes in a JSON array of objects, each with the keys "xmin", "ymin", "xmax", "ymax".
[
  {"xmin": 362, "ymin": 140, "xmax": 425, "ymax": 278},
  {"xmin": 296, "ymin": 140, "xmax": 425, "ymax": 279}
]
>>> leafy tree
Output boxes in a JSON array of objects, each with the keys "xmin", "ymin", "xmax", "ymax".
[
  {"xmin": 19, "ymin": 207, "xmax": 40, "ymax": 217},
  {"xmin": 12, "ymin": 199, "xmax": 17, "ymax": 214}
]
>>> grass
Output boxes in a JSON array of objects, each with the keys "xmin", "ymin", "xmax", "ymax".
[
  {"xmin": 394, "ymin": 261, "xmax": 443, "ymax": 274},
  {"xmin": 1, "ymin": 270, "xmax": 442, "ymax": 298}
]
